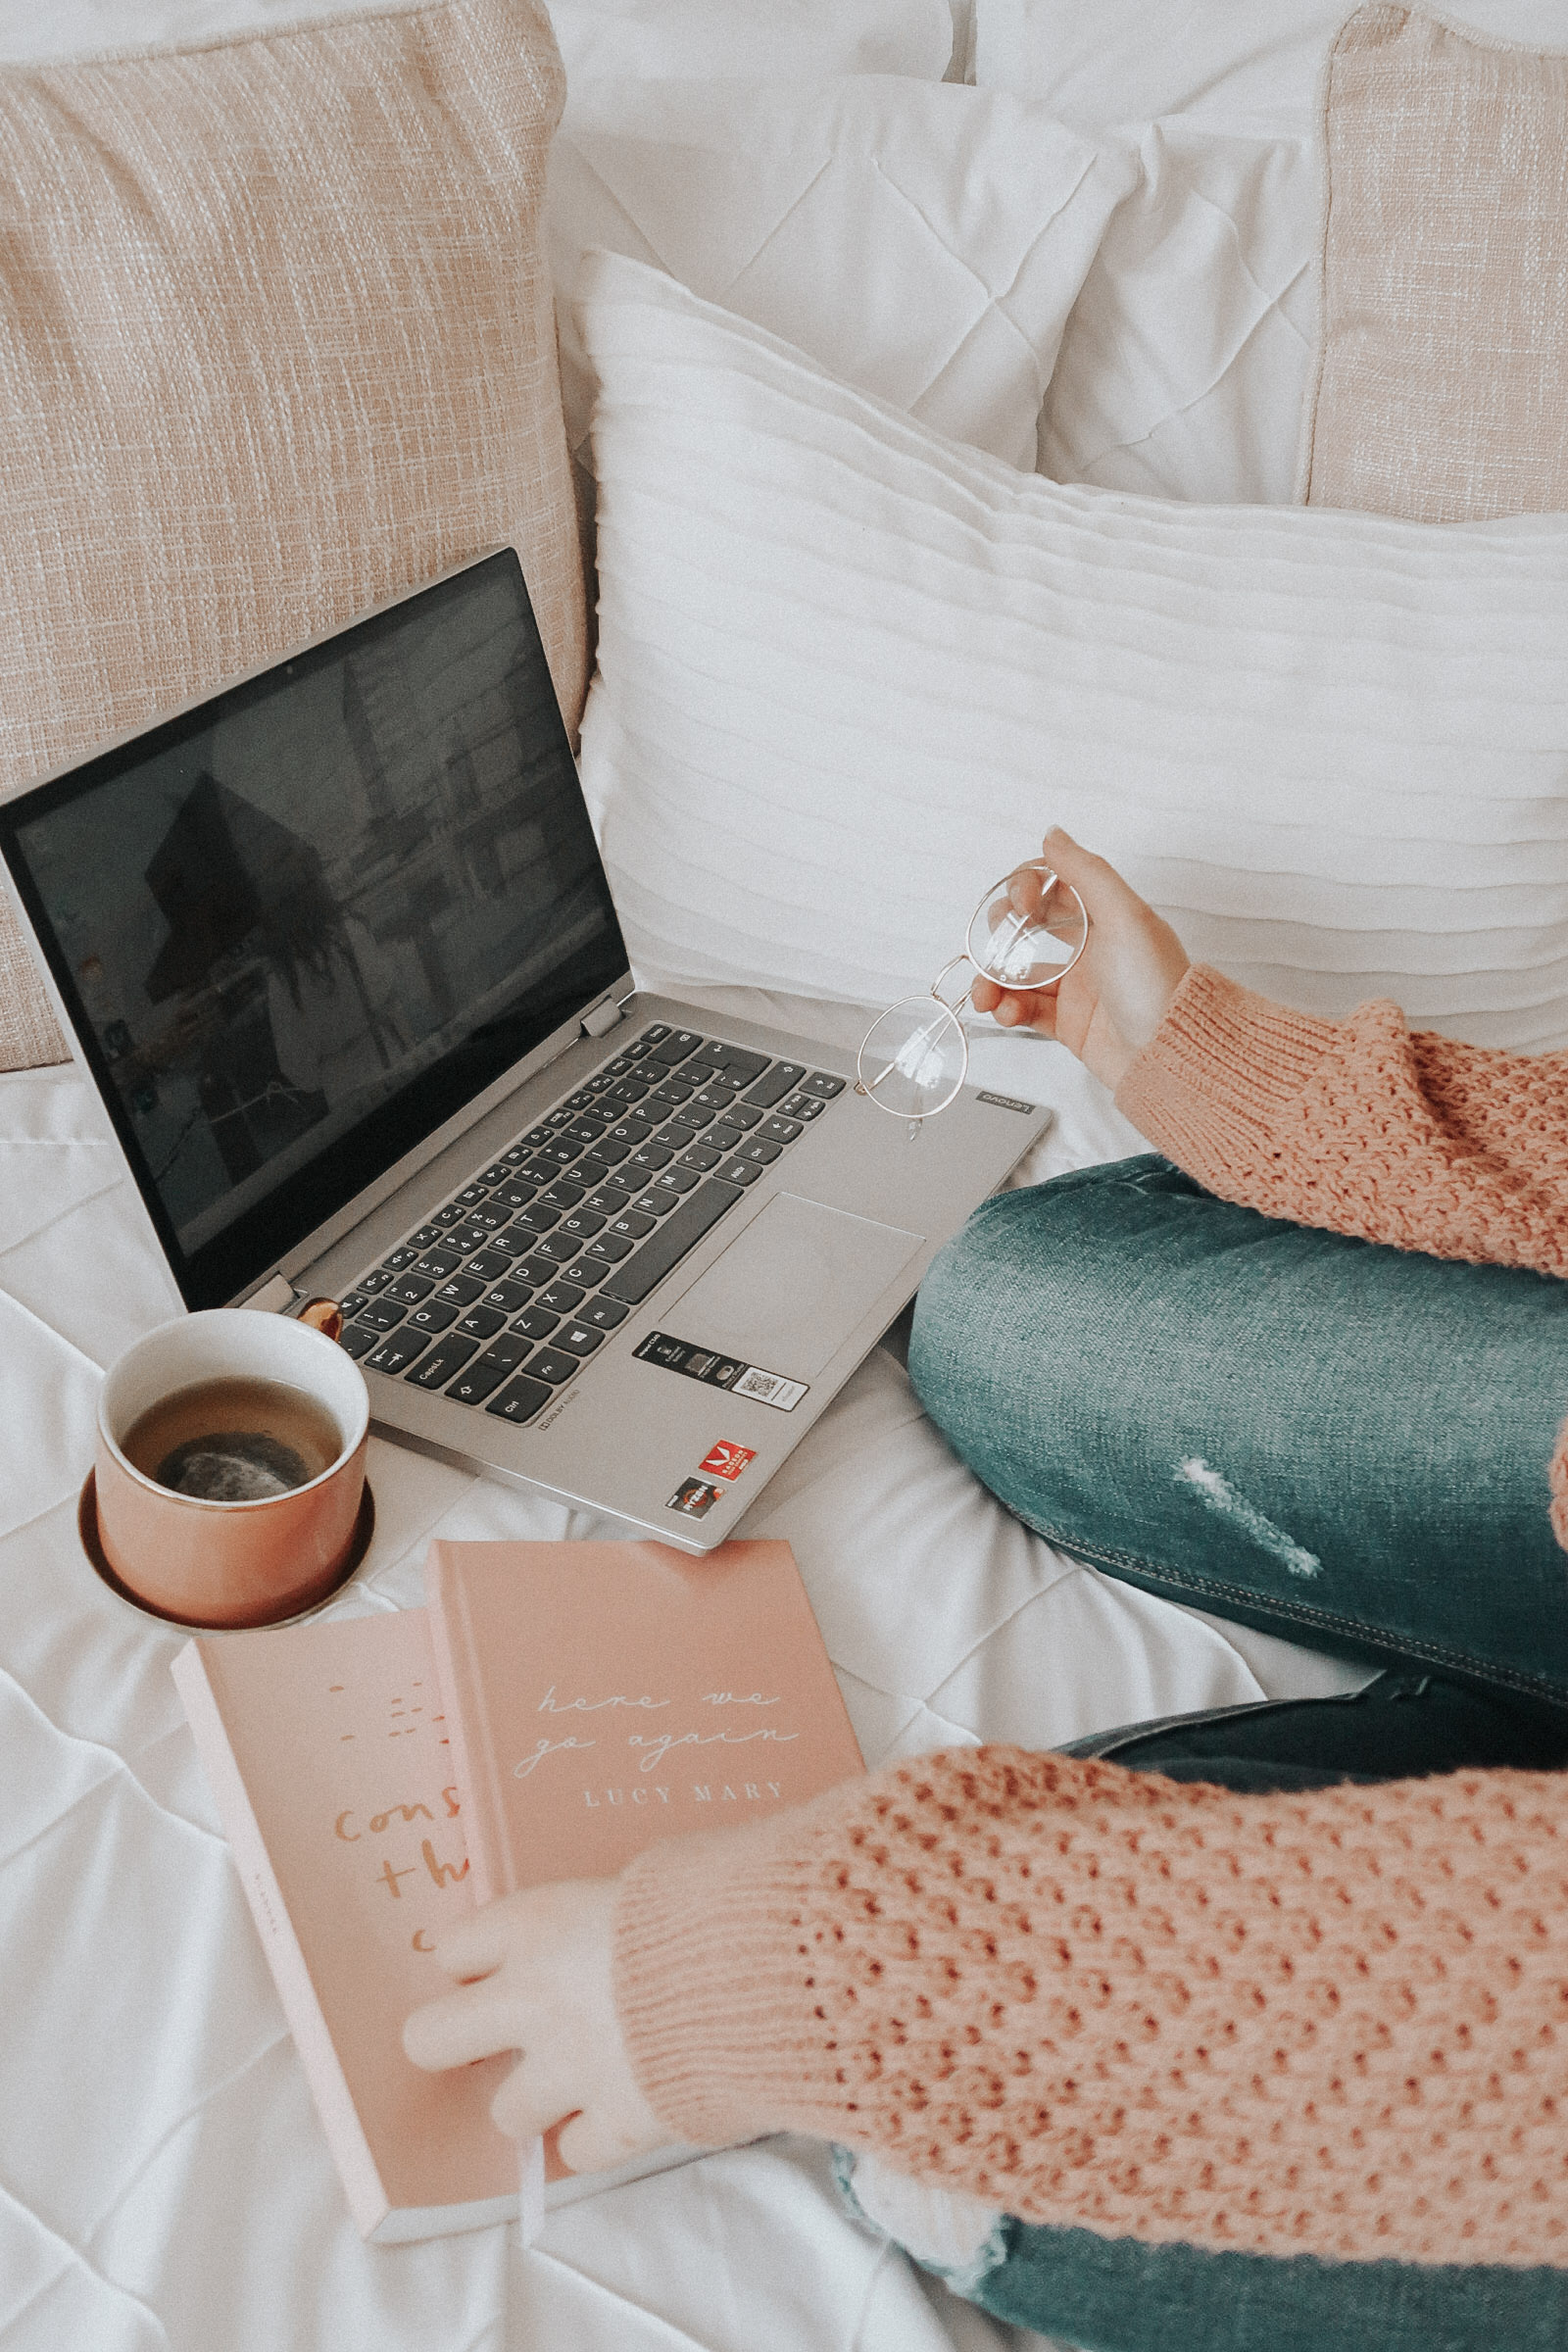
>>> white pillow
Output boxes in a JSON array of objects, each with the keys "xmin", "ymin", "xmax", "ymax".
[
  {"xmin": 578, "ymin": 253, "xmax": 1568, "ymax": 1052},
  {"xmin": 971, "ymin": 0, "xmax": 1568, "ymax": 134},
  {"xmin": 0, "ymin": 0, "xmax": 954, "ymax": 74},
  {"xmin": 1037, "ymin": 122, "xmax": 1317, "ymax": 506},
  {"xmin": 549, "ymin": 77, "xmax": 1134, "ymax": 473}
]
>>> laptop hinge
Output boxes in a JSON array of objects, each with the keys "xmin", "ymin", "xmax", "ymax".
[
  {"xmin": 580, "ymin": 997, "xmax": 625, "ymax": 1040},
  {"xmin": 237, "ymin": 1273, "xmax": 299, "ymax": 1315}
]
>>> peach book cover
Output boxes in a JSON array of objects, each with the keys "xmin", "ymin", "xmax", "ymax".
[{"xmin": 172, "ymin": 1539, "xmax": 860, "ymax": 2242}]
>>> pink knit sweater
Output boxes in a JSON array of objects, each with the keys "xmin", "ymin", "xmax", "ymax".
[{"xmin": 613, "ymin": 970, "xmax": 1568, "ymax": 2269}]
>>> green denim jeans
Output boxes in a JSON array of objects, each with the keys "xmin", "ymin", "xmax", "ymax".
[{"xmin": 881, "ymin": 1155, "xmax": 1568, "ymax": 2348}]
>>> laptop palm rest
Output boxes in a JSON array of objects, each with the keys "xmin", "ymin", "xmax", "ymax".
[{"xmin": 660, "ymin": 1193, "xmax": 924, "ymax": 1382}]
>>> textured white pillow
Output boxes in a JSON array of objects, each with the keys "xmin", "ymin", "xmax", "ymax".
[
  {"xmin": 549, "ymin": 77, "xmax": 1134, "ymax": 473},
  {"xmin": 578, "ymin": 254, "xmax": 1568, "ymax": 1052}
]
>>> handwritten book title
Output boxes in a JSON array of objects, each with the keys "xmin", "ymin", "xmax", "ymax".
[{"xmin": 517, "ymin": 1683, "xmax": 801, "ymax": 1809}]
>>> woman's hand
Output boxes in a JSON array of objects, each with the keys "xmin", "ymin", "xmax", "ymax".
[
  {"xmin": 969, "ymin": 828, "xmax": 1190, "ymax": 1094},
  {"xmin": 402, "ymin": 1877, "xmax": 672, "ymax": 2173}
]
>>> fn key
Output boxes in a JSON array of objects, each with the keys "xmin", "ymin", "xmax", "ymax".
[{"xmin": 485, "ymin": 1374, "xmax": 554, "ymax": 1425}]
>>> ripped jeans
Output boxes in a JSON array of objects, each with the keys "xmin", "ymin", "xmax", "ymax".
[
  {"xmin": 891, "ymin": 1155, "xmax": 1568, "ymax": 2347},
  {"xmin": 908, "ymin": 1153, "xmax": 1568, "ymax": 1708}
]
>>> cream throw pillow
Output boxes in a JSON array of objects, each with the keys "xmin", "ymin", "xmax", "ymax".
[
  {"xmin": 1300, "ymin": 3, "xmax": 1568, "ymax": 520},
  {"xmin": 578, "ymin": 253, "xmax": 1568, "ymax": 1053},
  {"xmin": 0, "ymin": 0, "xmax": 581, "ymax": 1070}
]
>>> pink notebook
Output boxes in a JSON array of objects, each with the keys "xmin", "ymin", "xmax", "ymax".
[
  {"xmin": 423, "ymin": 1537, "xmax": 865, "ymax": 1907},
  {"xmin": 172, "ymin": 1608, "xmax": 516, "ymax": 2243}
]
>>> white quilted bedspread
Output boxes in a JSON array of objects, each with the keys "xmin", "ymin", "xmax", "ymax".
[{"xmin": 0, "ymin": 1003, "xmax": 1363, "ymax": 2352}]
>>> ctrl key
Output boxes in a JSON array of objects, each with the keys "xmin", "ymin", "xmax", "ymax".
[{"xmin": 485, "ymin": 1373, "xmax": 554, "ymax": 1425}]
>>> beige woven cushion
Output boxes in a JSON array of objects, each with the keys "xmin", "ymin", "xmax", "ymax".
[
  {"xmin": 1299, "ymin": 2, "xmax": 1568, "ymax": 521},
  {"xmin": 0, "ymin": 0, "xmax": 583, "ymax": 1071}
]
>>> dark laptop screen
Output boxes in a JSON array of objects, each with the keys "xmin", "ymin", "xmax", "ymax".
[{"xmin": 0, "ymin": 551, "xmax": 627, "ymax": 1309}]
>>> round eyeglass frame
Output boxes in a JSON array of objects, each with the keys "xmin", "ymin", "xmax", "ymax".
[{"xmin": 855, "ymin": 861, "xmax": 1089, "ymax": 1123}]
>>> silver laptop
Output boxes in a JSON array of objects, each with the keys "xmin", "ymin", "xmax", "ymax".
[{"xmin": 0, "ymin": 551, "xmax": 1050, "ymax": 1550}]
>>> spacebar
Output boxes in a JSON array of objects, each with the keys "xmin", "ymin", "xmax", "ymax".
[{"xmin": 599, "ymin": 1180, "xmax": 744, "ymax": 1305}]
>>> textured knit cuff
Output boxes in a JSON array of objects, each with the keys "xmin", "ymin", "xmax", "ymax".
[
  {"xmin": 612, "ymin": 1788, "xmax": 858, "ymax": 2150},
  {"xmin": 1115, "ymin": 963, "xmax": 1342, "ymax": 1177}
]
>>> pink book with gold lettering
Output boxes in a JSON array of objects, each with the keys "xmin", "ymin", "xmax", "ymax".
[
  {"xmin": 172, "ymin": 1540, "xmax": 859, "ymax": 2243},
  {"xmin": 422, "ymin": 1538, "xmax": 864, "ymax": 1905}
]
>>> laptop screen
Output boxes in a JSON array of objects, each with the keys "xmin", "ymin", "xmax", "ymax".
[{"xmin": 0, "ymin": 551, "xmax": 628, "ymax": 1309}]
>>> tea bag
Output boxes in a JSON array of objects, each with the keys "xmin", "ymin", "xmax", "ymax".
[{"xmin": 155, "ymin": 1432, "xmax": 312, "ymax": 1500}]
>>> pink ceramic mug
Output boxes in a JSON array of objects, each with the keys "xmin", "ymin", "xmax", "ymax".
[{"xmin": 94, "ymin": 1309, "xmax": 369, "ymax": 1629}]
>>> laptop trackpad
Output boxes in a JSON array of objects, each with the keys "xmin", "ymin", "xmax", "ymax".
[{"xmin": 664, "ymin": 1194, "xmax": 924, "ymax": 1380}]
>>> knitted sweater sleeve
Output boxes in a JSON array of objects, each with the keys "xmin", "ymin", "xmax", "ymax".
[
  {"xmin": 1114, "ymin": 965, "xmax": 1568, "ymax": 1282},
  {"xmin": 613, "ymin": 1746, "xmax": 1568, "ymax": 2269}
]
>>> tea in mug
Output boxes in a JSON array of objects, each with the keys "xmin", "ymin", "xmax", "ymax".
[{"xmin": 121, "ymin": 1377, "xmax": 345, "ymax": 1501}]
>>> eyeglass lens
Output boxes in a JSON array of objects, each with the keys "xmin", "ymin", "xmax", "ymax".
[
  {"xmin": 966, "ymin": 863, "xmax": 1087, "ymax": 990},
  {"xmin": 856, "ymin": 998, "xmax": 966, "ymax": 1119}
]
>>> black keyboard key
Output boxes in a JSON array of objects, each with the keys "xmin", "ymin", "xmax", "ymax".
[
  {"xmin": 606, "ymin": 1116, "xmax": 659, "ymax": 1147},
  {"xmin": 512, "ymin": 1304, "xmax": 561, "ymax": 1340},
  {"xmin": 606, "ymin": 1077, "xmax": 651, "ymax": 1105},
  {"xmin": 717, "ymin": 1156, "xmax": 764, "ymax": 1186},
  {"xmin": 432, "ymin": 1273, "xmax": 486, "ymax": 1308},
  {"xmin": 645, "ymin": 1027, "xmax": 704, "ymax": 1064},
  {"xmin": 802, "ymin": 1070, "xmax": 847, "ymax": 1099},
  {"xmin": 638, "ymin": 1021, "xmax": 671, "ymax": 1041},
  {"xmin": 604, "ymin": 1054, "xmax": 636, "ymax": 1077},
  {"xmin": 366, "ymin": 1330, "xmax": 430, "ymax": 1375},
  {"xmin": 414, "ymin": 1248, "xmax": 464, "ymax": 1278},
  {"xmin": 490, "ymin": 1182, "xmax": 538, "ymax": 1211},
  {"xmin": 356, "ymin": 1298, "xmax": 406, "ymax": 1332},
  {"xmin": 512, "ymin": 1201, "xmax": 561, "ymax": 1234},
  {"xmin": 410, "ymin": 1223, "xmax": 444, "ymax": 1248},
  {"xmin": 658, "ymin": 1122, "xmax": 701, "ymax": 1152},
  {"xmin": 535, "ymin": 1140, "xmax": 581, "ymax": 1170},
  {"xmin": 406, "ymin": 1336, "xmax": 477, "ymax": 1390},
  {"xmin": 448, "ymin": 1224, "xmax": 497, "ymax": 1255},
  {"xmin": 455, "ymin": 1183, "xmax": 490, "ymax": 1207},
  {"xmin": 781, "ymin": 1093, "xmax": 826, "ymax": 1121},
  {"xmin": 481, "ymin": 1280, "xmax": 535, "ymax": 1314},
  {"xmin": 736, "ymin": 1137, "xmax": 782, "ymax": 1165},
  {"xmin": 444, "ymin": 1352, "xmax": 515, "ymax": 1406},
  {"xmin": 466, "ymin": 1250, "xmax": 515, "ymax": 1283},
  {"xmin": 585, "ymin": 1136, "xmax": 631, "ymax": 1165},
  {"xmin": 359, "ymin": 1267, "xmax": 394, "ymax": 1294},
  {"xmin": 479, "ymin": 1163, "xmax": 511, "ymax": 1186},
  {"xmin": 535, "ymin": 1280, "xmax": 586, "ymax": 1313},
  {"xmin": 606, "ymin": 1208, "xmax": 656, "ymax": 1241},
  {"xmin": 600, "ymin": 1178, "xmax": 743, "ymax": 1305},
  {"xmin": 652, "ymin": 1164, "xmax": 701, "ymax": 1195},
  {"xmin": 582, "ymin": 1296, "xmax": 631, "ymax": 1330},
  {"xmin": 474, "ymin": 1333, "xmax": 535, "ymax": 1374},
  {"xmin": 522, "ymin": 1156, "xmax": 566, "ymax": 1187},
  {"xmin": 521, "ymin": 1124, "xmax": 555, "ymax": 1148},
  {"xmin": 678, "ymin": 1144, "xmax": 723, "ymax": 1172},
  {"xmin": 744, "ymin": 1060, "xmax": 806, "ymax": 1107},
  {"xmin": 467, "ymin": 1204, "xmax": 511, "ymax": 1231},
  {"xmin": 432, "ymin": 1203, "xmax": 468, "ymax": 1227},
  {"xmin": 630, "ymin": 1188, "xmax": 680, "ymax": 1217},
  {"xmin": 545, "ymin": 1107, "xmax": 577, "ymax": 1130},
  {"xmin": 514, "ymin": 1253, "xmax": 564, "ymax": 1288},
  {"xmin": 690, "ymin": 1084, "xmax": 736, "ymax": 1115},
  {"xmin": 583, "ymin": 1185, "xmax": 632, "ymax": 1216},
  {"xmin": 526, "ymin": 1348, "xmax": 581, "ymax": 1386},
  {"xmin": 716, "ymin": 1100, "xmax": 762, "ymax": 1130},
  {"xmin": 381, "ymin": 1245, "xmax": 422, "ymax": 1272},
  {"xmin": 623, "ymin": 1038, "xmax": 656, "ymax": 1059},
  {"xmin": 339, "ymin": 1292, "xmax": 370, "ymax": 1319},
  {"xmin": 486, "ymin": 1375, "xmax": 554, "ymax": 1425},
  {"xmin": 338, "ymin": 1322, "xmax": 380, "ymax": 1359},
  {"xmin": 532, "ymin": 1232, "xmax": 581, "ymax": 1264},
  {"xmin": 500, "ymin": 1145, "xmax": 533, "ymax": 1167},
  {"xmin": 404, "ymin": 1301, "xmax": 459, "ymax": 1334},
  {"xmin": 667, "ymin": 1100, "xmax": 714, "ymax": 1128},
  {"xmin": 707, "ymin": 1123, "xmax": 748, "ymax": 1156},
  {"xmin": 382, "ymin": 1275, "xmax": 434, "ymax": 1306},
  {"xmin": 457, "ymin": 1304, "xmax": 508, "ymax": 1341},
  {"xmin": 559, "ymin": 1207, "xmax": 606, "ymax": 1242},
  {"xmin": 563, "ymin": 1257, "xmax": 607, "ymax": 1288},
  {"xmin": 649, "ymin": 1079, "xmax": 695, "ymax": 1108},
  {"xmin": 557, "ymin": 1322, "xmax": 606, "ymax": 1356},
  {"xmin": 539, "ymin": 1177, "xmax": 587, "ymax": 1208},
  {"xmin": 625, "ymin": 1142, "xmax": 673, "ymax": 1174},
  {"xmin": 582, "ymin": 1231, "xmax": 634, "ymax": 1263},
  {"xmin": 566, "ymin": 1118, "xmax": 609, "ymax": 1147}
]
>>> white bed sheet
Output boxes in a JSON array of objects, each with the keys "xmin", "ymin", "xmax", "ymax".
[{"xmin": 0, "ymin": 1008, "xmax": 1363, "ymax": 2352}]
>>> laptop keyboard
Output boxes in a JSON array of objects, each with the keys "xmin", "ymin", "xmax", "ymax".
[{"xmin": 329, "ymin": 1022, "xmax": 845, "ymax": 1427}]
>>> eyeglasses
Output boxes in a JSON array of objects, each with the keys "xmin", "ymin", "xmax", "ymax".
[{"xmin": 855, "ymin": 860, "xmax": 1089, "ymax": 1123}]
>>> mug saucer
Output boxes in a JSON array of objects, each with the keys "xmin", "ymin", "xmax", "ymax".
[{"xmin": 77, "ymin": 1469, "xmax": 375, "ymax": 1633}]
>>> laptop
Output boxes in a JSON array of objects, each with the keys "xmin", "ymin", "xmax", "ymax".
[{"xmin": 0, "ymin": 550, "xmax": 1051, "ymax": 1550}]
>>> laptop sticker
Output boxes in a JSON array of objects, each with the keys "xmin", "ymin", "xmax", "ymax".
[
  {"xmin": 699, "ymin": 1442, "xmax": 757, "ymax": 1483},
  {"xmin": 634, "ymin": 1331, "xmax": 808, "ymax": 1412},
  {"xmin": 667, "ymin": 1478, "xmax": 723, "ymax": 1519}
]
